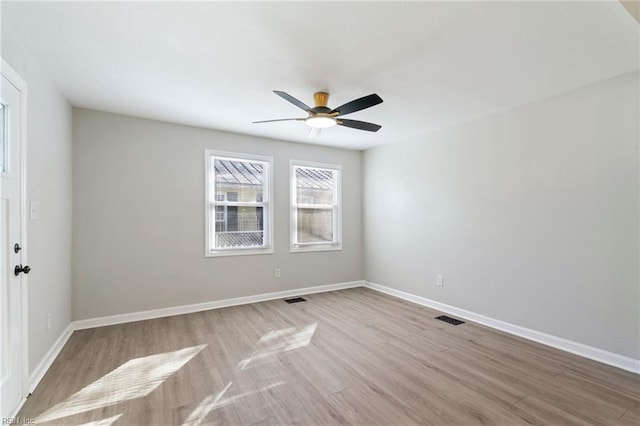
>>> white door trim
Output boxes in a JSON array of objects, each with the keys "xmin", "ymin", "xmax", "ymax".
[{"xmin": 1, "ymin": 58, "xmax": 29, "ymax": 413}]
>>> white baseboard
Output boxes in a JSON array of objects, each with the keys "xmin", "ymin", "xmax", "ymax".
[
  {"xmin": 365, "ymin": 281, "xmax": 640, "ymax": 374},
  {"xmin": 28, "ymin": 323, "xmax": 74, "ymax": 393},
  {"xmin": 73, "ymin": 280, "xmax": 364, "ymax": 330}
]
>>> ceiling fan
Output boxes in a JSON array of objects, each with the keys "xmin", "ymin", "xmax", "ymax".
[{"xmin": 253, "ymin": 91, "xmax": 383, "ymax": 134}]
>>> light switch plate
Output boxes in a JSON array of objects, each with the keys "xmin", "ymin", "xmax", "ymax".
[{"xmin": 30, "ymin": 201, "xmax": 40, "ymax": 221}]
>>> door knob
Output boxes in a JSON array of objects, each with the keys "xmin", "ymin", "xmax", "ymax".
[{"xmin": 14, "ymin": 264, "xmax": 31, "ymax": 276}]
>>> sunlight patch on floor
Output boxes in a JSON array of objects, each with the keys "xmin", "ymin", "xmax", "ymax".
[
  {"xmin": 77, "ymin": 413, "xmax": 123, "ymax": 426},
  {"xmin": 238, "ymin": 323, "xmax": 317, "ymax": 369},
  {"xmin": 181, "ymin": 381, "xmax": 232, "ymax": 425},
  {"xmin": 34, "ymin": 344, "xmax": 206, "ymax": 423},
  {"xmin": 181, "ymin": 381, "xmax": 284, "ymax": 426}
]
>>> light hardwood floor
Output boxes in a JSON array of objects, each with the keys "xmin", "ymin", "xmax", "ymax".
[{"xmin": 19, "ymin": 288, "xmax": 639, "ymax": 425}]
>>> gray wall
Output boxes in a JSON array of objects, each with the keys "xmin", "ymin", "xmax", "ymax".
[
  {"xmin": 1, "ymin": 25, "xmax": 73, "ymax": 373},
  {"xmin": 72, "ymin": 109, "xmax": 363, "ymax": 320},
  {"xmin": 363, "ymin": 72, "xmax": 639, "ymax": 359}
]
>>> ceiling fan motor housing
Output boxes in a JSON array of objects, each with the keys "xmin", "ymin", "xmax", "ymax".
[
  {"xmin": 309, "ymin": 106, "xmax": 332, "ymax": 114},
  {"xmin": 313, "ymin": 92, "xmax": 330, "ymax": 107},
  {"xmin": 310, "ymin": 92, "xmax": 332, "ymax": 115}
]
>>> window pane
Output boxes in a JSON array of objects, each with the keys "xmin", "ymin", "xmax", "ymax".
[
  {"xmin": 215, "ymin": 206, "xmax": 225, "ymax": 232},
  {"xmin": 215, "ymin": 206, "xmax": 264, "ymax": 248},
  {"xmin": 215, "ymin": 159, "xmax": 264, "ymax": 203},
  {"xmin": 297, "ymin": 208, "xmax": 333, "ymax": 243},
  {"xmin": 0, "ymin": 105, "xmax": 5, "ymax": 173},
  {"xmin": 295, "ymin": 167, "xmax": 333, "ymax": 204}
]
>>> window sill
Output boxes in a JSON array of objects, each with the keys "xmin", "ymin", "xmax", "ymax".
[
  {"xmin": 206, "ymin": 247, "xmax": 274, "ymax": 258},
  {"xmin": 290, "ymin": 244, "xmax": 342, "ymax": 254}
]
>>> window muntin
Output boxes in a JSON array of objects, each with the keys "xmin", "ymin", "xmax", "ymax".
[
  {"xmin": 290, "ymin": 161, "xmax": 342, "ymax": 252},
  {"xmin": 205, "ymin": 151, "xmax": 273, "ymax": 256}
]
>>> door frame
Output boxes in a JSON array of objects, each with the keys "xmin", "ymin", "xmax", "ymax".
[{"xmin": 1, "ymin": 58, "xmax": 29, "ymax": 414}]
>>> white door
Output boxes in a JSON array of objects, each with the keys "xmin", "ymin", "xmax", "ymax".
[{"xmin": 0, "ymin": 66, "xmax": 26, "ymax": 417}]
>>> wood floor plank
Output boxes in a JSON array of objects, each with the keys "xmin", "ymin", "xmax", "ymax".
[
  {"xmin": 382, "ymin": 341, "xmax": 527, "ymax": 405},
  {"xmin": 279, "ymin": 349, "xmax": 355, "ymax": 396},
  {"xmin": 257, "ymin": 374, "xmax": 347, "ymax": 425},
  {"xmin": 619, "ymin": 404, "xmax": 640, "ymax": 426},
  {"xmin": 393, "ymin": 363, "xmax": 532, "ymax": 425},
  {"xmin": 167, "ymin": 399, "xmax": 242, "ymax": 426},
  {"xmin": 513, "ymin": 395, "xmax": 593, "ymax": 425},
  {"xmin": 328, "ymin": 384, "xmax": 424, "ymax": 425},
  {"xmin": 19, "ymin": 288, "xmax": 639, "ymax": 425},
  {"xmin": 229, "ymin": 378, "xmax": 277, "ymax": 426}
]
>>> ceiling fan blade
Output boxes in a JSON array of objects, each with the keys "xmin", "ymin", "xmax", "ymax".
[
  {"xmin": 252, "ymin": 118, "xmax": 304, "ymax": 124},
  {"xmin": 338, "ymin": 119, "xmax": 382, "ymax": 132},
  {"xmin": 331, "ymin": 94, "xmax": 383, "ymax": 116},
  {"xmin": 273, "ymin": 90, "xmax": 311, "ymax": 112}
]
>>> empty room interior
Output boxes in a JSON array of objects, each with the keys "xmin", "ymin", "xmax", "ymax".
[{"xmin": 1, "ymin": 1, "xmax": 639, "ymax": 425}]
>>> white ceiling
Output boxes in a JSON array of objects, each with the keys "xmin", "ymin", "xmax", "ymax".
[{"xmin": 2, "ymin": 1, "xmax": 638, "ymax": 150}]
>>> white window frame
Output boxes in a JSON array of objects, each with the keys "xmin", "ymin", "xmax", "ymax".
[
  {"xmin": 205, "ymin": 150, "xmax": 274, "ymax": 257},
  {"xmin": 290, "ymin": 160, "xmax": 342, "ymax": 253}
]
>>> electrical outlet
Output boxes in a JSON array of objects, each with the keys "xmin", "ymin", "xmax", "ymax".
[
  {"xmin": 46, "ymin": 313, "xmax": 52, "ymax": 330},
  {"xmin": 437, "ymin": 275, "xmax": 444, "ymax": 287},
  {"xmin": 274, "ymin": 268, "xmax": 281, "ymax": 278}
]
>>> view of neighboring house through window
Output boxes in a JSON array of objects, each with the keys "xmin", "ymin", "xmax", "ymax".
[
  {"xmin": 205, "ymin": 150, "xmax": 273, "ymax": 256},
  {"xmin": 290, "ymin": 160, "xmax": 342, "ymax": 252}
]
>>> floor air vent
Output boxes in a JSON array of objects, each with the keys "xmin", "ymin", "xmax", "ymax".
[
  {"xmin": 284, "ymin": 297, "xmax": 307, "ymax": 304},
  {"xmin": 435, "ymin": 315, "xmax": 465, "ymax": 326}
]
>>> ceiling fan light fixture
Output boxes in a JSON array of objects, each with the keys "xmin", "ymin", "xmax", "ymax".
[
  {"xmin": 255, "ymin": 90, "xmax": 382, "ymax": 133},
  {"xmin": 305, "ymin": 115, "xmax": 336, "ymax": 129}
]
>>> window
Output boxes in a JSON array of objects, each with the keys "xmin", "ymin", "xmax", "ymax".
[
  {"xmin": 205, "ymin": 150, "xmax": 273, "ymax": 257},
  {"xmin": 290, "ymin": 161, "xmax": 342, "ymax": 252}
]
